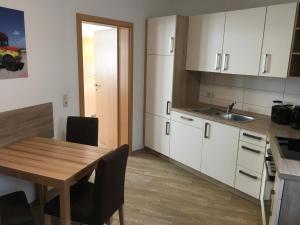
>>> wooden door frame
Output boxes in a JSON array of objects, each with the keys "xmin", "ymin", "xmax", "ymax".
[{"xmin": 76, "ymin": 13, "xmax": 133, "ymax": 152}]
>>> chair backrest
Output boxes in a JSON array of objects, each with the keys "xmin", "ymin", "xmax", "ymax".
[
  {"xmin": 92, "ymin": 145, "xmax": 129, "ymax": 225},
  {"xmin": 66, "ymin": 116, "xmax": 98, "ymax": 146}
]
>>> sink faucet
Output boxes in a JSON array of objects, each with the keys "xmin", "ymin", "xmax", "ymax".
[{"xmin": 227, "ymin": 101, "xmax": 236, "ymax": 114}]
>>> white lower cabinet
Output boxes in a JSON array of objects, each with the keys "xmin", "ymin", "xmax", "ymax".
[
  {"xmin": 201, "ymin": 120, "xmax": 240, "ymax": 187},
  {"xmin": 237, "ymin": 141, "xmax": 265, "ymax": 174},
  {"xmin": 235, "ymin": 165, "xmax": 262, "ymax": 199},
  {"xmin": 146, "ymin": 111, "xmax": 266, "ymax": 199},
  {"xmin": 145, "ymin": 113, "xmax": 170, "ymax": 157},
  {"xmin": 170, "ymin": 120, "xmax": 203, "ymax": 171}
]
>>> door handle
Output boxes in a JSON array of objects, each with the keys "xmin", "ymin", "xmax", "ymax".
[
  {"xmin": 165, "ymin": 122, "xmax": 170, "ymax": 135},
  {"xmin": 261, "ymin": 54, "xmax": 270, "ymax": 73},
  {"xmin": 241, "ymin": 145, "xmax": 261, "ymax": 154},
  {"xmin": 222, "ymin": 53, "xmax": 229, "ymax": 71},
  {"xmin": 169, "ymin": 37, "xmax": 175, "ymax": 53},
  {"xmin": 243, "ymin": 133, "xmax": 262, "ymax": 141},
  {"xmin": 180, "ymin": 116, "xmax": 194, "ymax": 121},
  {"xmin": 215, "ymin": 53, "xmax": 222, "ymax": 70},
  {"xmin": 166, "ymin": 101, "xmax": 171, "ymax": 115},
  {"xmin": 204, "ymin": 122, "xmax": 210, "ymax": 139},
  {"xmin": 239, "ymin": 170, "xmax": 258, "ymax": 180}
]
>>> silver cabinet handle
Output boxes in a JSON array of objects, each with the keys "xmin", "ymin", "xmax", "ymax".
[
  {"xmin": 239, "ymin": 170, "xmax": 258, "ymax": 180},
  {"xmin": 165, "ymin": 122, "xmax": 170, "ymax": 135},
  {"xmin": 241, "ymin": 145, "xmax": 261, "ymax": 154},
  {"xmin": 180, "ymin": 116, "xmax": 193, "ymax": 121},
  {"xmin": 261, "ymin": 54, "xmax": 270, "ymax": 73},
  {"xmin": 204, "ymin": 122, "xmax": 210, "ymax": 139},
  {"xmin": 169, "ymin": 37, "xmax": 175, "ymax": 53},
  {"xmin": 222, "ymin": 53, "xmax": 230, "ymax": 71},
  {"xmin": 215, "ymin": 53, "xmax": 222, "ymax": 70},
  {"xmin": 243, "ymin": 133, "xmax": 262, "ymax": 141},
  {"xmin": 166, "ymin": 101, "xmax": 171, "ymax": 115}
]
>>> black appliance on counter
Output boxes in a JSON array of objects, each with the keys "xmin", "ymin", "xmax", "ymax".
[
  {"xmin": 271, "ymin": 101, "xmax": 293, "ymax": 125},
  {"xmin": 291, "ymin": 105, "xmax": 300, "ymax": 130},
  {"xmin": 277, "ymin": 137, "xmax": 300, "ymax": 160}
]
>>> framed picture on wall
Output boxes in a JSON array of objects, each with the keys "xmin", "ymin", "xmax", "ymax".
[{"xmin": 0, "ymin": 6, "xmax": 28, "ymax": 79}]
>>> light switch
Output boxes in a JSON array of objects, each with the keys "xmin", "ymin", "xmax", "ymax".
[{"xmin": 63, "ymin": 94, "xmax": 68, "ymax": 107}]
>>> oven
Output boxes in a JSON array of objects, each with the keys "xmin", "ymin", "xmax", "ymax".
[{"xmin": 260, "ymin": 145, "xmax": 276, "ymax": 225}]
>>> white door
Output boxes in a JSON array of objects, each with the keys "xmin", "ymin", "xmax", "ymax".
[
  {"xmin": 170, "ymin": 121, "xmax": 203, "ymax": 171},
  {"xmin": 145, "ymin": 113, "xmax": 170, "ymax": 157},
  {"xmin": 201, "ymin": 120, "xmax": 240, "ymax": 187},
  {"xmin": 145, "ymin": 55, "xmax": 174, "ymax": 118},
  {"xmin": 94, "ymin": 29, "xmax": 118, "ymax": 149},
  {"xmin": 147, "ymin": 15, "xmax": 177, "ymax": 55},
  {"xmin": 222, "ymin": 7, "xmax": 266, "ymax": 76},
  {"xmin": 186, "ymin": 12, "xmax": 226, "ymax": 72},
  {"xmin": 259, "ymin": 3, "xmax": 297, "ymax": 78}
]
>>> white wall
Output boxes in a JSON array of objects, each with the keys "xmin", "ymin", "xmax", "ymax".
[
  {"xmin": 198, "ymin": 73, "xmax": 300, "ymax": 115},
  {"xmin": 0, "ymin": 0, "xmax": 177, "ymax": 201}
]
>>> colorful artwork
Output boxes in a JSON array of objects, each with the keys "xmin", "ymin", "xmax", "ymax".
[{"xmin": 0, "ymin": 6, "xmax": 27, "ymax": 79}]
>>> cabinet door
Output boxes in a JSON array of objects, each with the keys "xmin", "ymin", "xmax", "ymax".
[
  {"xmin": 147, "ymin": 15, "xmax": 177, "ymax": 55},
  {"xmin": 145, "ymin": 55, "xmax": 174, "ymax": 118},
  {"xmin": 201, "ymin": 120, "xmax": 240, "ymax": 187},
  {"xmin": 145, "ymin": 113, "xmax": 170, "ymax": 157},
  {"xmin": 222, "ymin": 7, "xmax": 266, "ymax": 76},
  {"xmin": 170, "ymin": 121, "xmax": 203, "ymax": 171},
  {"xmin": 259, "ymin": 3, "xmax": 297, "ymax": 78},
  {"xmin": 186, "ymin": 12, "xmax": 226, "ymax": 72}
]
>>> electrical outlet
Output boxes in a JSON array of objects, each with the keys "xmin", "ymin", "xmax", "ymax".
[{"xmin": 63, "ymin": 94, "xmax": 68, "ymax": 107}]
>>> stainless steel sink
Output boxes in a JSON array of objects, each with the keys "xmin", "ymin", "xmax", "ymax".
[
  {"xmin": 219, "ymin": 113, "xmax": 255, "ymax": 122},
  {"xmin": 191, "ymin": 108, "xmax": 255, "ymax": 122}
]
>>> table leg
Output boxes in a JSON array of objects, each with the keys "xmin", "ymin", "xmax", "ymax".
[
  {"xmin": 36, "ymin": 184, "xmax": 47, "ymax": 224},
  {"xmin": 59, "ymin": 184, "xmax": 71, "ymax": 225}
]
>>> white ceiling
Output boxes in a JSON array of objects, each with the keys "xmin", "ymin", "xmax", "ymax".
[{"xmin": 82, "ymin": 22, "xmax": 115, "ymax": 38}]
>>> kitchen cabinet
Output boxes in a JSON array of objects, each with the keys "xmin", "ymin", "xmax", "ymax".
[
  {"xmin": 145, "ymin": 113, "xmax": 170, "ymax": 157},
  {"xmin": 201, "ymin": 120, "xmax": 240, "ymax": 187},
  {"xmin": 147, "ymin": 15, "xmax": 177, "ymax": 55},
  {"xmin": 145, "ymin": 55, "xmax": 174, "ymax": 118},
  {"xmin": 222, "ymin": 7, "xmax": 266, "ymax": 76},
  {"xmin": 259, "ymin": 3, "xmax": 297, "ymax": 78},
  {"xmin": 235, "ymin": 165, "xmax": 262, "ymax": 199},
  {"xmin": 145, "ymin": 15, "xmax": 188, "ymax": 155},
  {"xmin": 186, "ymin": 12, "xmax": 226, "ymax": 72},
  {"xmin": 170, "ymin": 112, "xmax": 204, "ymax": 171},
  {"xmin": 236, "ymin": 130, "xmax": 266, "ymax": 199}
]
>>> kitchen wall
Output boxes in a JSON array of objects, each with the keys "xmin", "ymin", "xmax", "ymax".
[
  {"xmin": 0, "ymin": 0, "xmax": 177, "ymax": 202},
  {"xmin": 198, "ymin": 72, "xmax": 300, "ymax": 115}
]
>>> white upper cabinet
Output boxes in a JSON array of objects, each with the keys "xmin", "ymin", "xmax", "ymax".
[
  {"xmin": 259, "ymin": 3, "xmax": 297, "ymax": 78},
  {"xmin": 186, "ymin": 12, "xmax": 226, "ymax": 72},
  {"xmin": 222, "ymin": 7, "xmax": 266, "ymax": 76},
  {"xmin": 145, "ymin": 55, "xmax": 174, "ymax": 118},
  {"xmin": 147, "ymin": 15, "xmax": 177, "ymax": 55}
]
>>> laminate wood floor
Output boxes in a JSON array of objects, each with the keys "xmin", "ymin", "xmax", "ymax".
[{"xmin": 39, "ymin": 150, "xmax": 262, "ymax": 225}]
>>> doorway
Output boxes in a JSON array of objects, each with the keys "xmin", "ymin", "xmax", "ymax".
[{"xmin": 76, "ymin": 14, "xmax": 133, "ymax": 151}]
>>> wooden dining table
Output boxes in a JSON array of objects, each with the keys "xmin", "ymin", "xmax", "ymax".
[{"xmin": 0, "ymin": 136, "xmax": 111, "ymax": 225}]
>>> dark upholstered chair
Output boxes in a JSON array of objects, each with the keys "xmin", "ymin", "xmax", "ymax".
[
  {"xmin": 66, "ymin": 116, "xmax": 99, "ymax": 147},
  {"xmin": 0, "ymin": 191, "xmax": 35, "ymax": 225},
  {"xmin": 66, "ymin": 116, "xmax": 99, "ymax": 183},
  {"xmin": 44, "ymin": 144, "xmax": 129, "ymax": 225}
]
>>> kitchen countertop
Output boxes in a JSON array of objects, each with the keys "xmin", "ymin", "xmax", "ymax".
[{"xmin": 172, "ymin": 103, "xmax": 300, "ymax": 181}]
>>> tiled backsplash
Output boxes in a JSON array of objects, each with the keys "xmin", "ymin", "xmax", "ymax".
[{"xmin": 198, "ymin": 72, "xmax": 300, "ymax": 115}]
